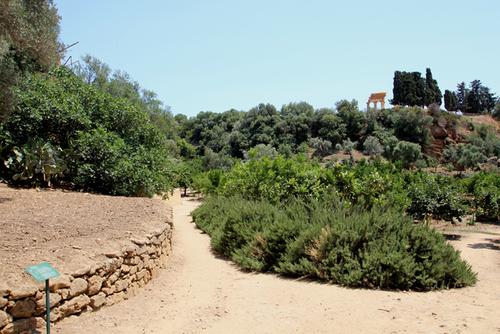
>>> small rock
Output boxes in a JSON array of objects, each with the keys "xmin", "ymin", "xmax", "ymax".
[
  {"xmin": 58, "ymin": 289, "xmax": 70, "ymax": 300},
  {"xmin": 69, "ymin": 278, "xmax": 88, "ymax": 297},
  {"xmin": 122, "ymin": 244, "xmax": 138, "ymax": 257},
  {"xmin": 101, "ymin": 287, "xmax": 115, "ymax": 296},
  {"xmin": 0, "ymin": 317, "xmax": 45, "ymax": 334},
  {"xmin": 105, "ymin": 292, "xmax": 125, "ymax": 306},
  {"xmin": 87, "ymin": 276, "xmax": 104, "ymax": 296},
  {"xmin": 73, "ymin": 266, "xmax": 91, "ymax": 277},
  {"xmin": 0, "ymin": 297, "xmax": 7, "ymax": 308},
  {"xmin": 90, "ymin": 292, "xmax": 106, "ymax": 309},
  {"xmin": 114, "ymin": 280, "xmax": 129, "ymax": 293},
  {"xmin": 104, "ymin": 250, "xmax": 123, "ymax": 258},
  {"xmin": 9, "ymin": 287, "xmax": 36, "ymax": 300},
  {"xmin": 57, "ymin": 294, "xmax": 90, "ymax": 317},
  {"xmin": 130, "ymin": 238, "xmax": 147, "ymax": 246},
  {"xmin": 50, "ymin": 275, "xmax": 72, "ymax": 292},
  {"xmin": 36, "ymin": 293, "xmax": 61, "ymax": 310},
  {"xmin": 0, "ymin": 310, "xmax": 11, "ymax": 328},
  {"xmin": 136, "ymin": 269, "xmax": 147, "ymax": 281},
  {"xmin": 10, "ymin": 299, "xmax": 36, "ymax": 319}
]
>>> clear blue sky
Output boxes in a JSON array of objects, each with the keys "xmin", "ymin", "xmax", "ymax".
[{"xmin": 55, "ymin": 0, "xmax": 499, "ymax": 116}]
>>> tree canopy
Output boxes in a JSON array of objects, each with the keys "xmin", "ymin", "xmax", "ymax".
[{"xmin": 0, "ymin": 0, "xmax": 61, "ymax": 120}]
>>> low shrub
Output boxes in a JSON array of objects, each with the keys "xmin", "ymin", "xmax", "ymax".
[
  {"xmin": 192, "ymin": 169, "xmax": 225, "ymax": 195},
  {"xmin": 219, "ymin": 156, "xmax": 334, "ymax": 204},
  {"xmin": 193, "ymin": 196, "xmax": 477, "ymax": 290},
  {"xmin": 405, "ymin": 173, "xmax": 465, "ymax": 221},
  {"xmin": 463, "ymin": 172, "xmax": 500, "ymax": 221}
]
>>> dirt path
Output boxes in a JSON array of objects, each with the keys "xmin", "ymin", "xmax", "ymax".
[{"xmin": 54, "ymin": 198, "xmax": 500, "ymax": 334}]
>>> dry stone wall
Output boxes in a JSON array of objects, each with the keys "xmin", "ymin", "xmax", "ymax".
[{"xmin": 0, "ymin": 212, "xmax": 173, "ymax": 334}]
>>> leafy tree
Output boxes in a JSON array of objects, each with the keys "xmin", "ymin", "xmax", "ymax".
[
  {"xmin": 0, "ymin": 67, "xmax": 176, "ymax": 196},
  {"xmin": 238, "ymin": 103, "xmax": 280, "ymax": 148},
  {"xmin": 391, "ymin": 141, "xmax": 423, "ymax": 168},
  {"xmin": 341, "ymin": 139, "xmax": 356, "ymax": 154},
  {"xmin": 309, "ymin": 137, "xmax": 332, "ymax": 157},
  {"xmin": 311, "ymin": 108, "xmax": 346, "ymax": 145},
  {"xmin": 336, "ymin": 100, "xmax": 365, "ymax": 140},
  {"xmin": 72, "ymin": 54, "xmax": 111, "ymax": 87},
  {"xmin": 202, "ymin": 148, "xmax": 234, "ymax": 171},
  {"xmin": 244, "ymin": 144, "xmax": 278, "ymax": 161},
  {"xmin": 494, "ymin": 100, "xmax": 500, "ymax": 119},
  {"xmin": 444, "ymin": 90, "xmax": 458, "ymax": 111},
  {"xmin": 389, "ymin": 107, "xmax": 432, "ymax": 145},
  {"xmin": 463, "ymin": 172, "xmax": 500, "ymax": 221},
  {"xmin": 72, "ymin": 55, "xmax": 177, "ymax": 140},
  {"xmin": 0, "ymin": 0, "xmax": 61, "ymax": 120},
  {"xmin": 454, "ymin": 80, "xmax": 496, "ymax": 113},
  {"xmin": 276, "ymin": 102, "xmax": 314, "ymax": 148},
  {"xmin": 466, "ymin": 80, "xmax": 496, "ymax": 113},
  {"xmin": 405, "ymin": 173, "xmax": 464, "ymax": 221},
  {"xmin": 466, "ymin": 125, "xmax": 500, "ymax": 158},
  {"xmin": 363, "ymin": 136, "xmax": 384, "ymax": 156}
]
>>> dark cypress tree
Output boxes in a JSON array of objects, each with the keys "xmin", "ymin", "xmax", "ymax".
[
  {"xmin": 412, "ymin": 72, "xmax": 426, "ymax": 107},
  {"xmin": 424, "ymin": 68, "xmax": 442, "ymax": 106},
  {"xmin": 466, "ymin": 80, "xmax": 482, "ymax": 113},
  {"xmin": 391, "ymin": 71, "xmax": 403, "ymax": 105},
  {"xmin": 456, "ymin": 82, "xmax": 468, "ymax": 112},
  {"xmin": 444, "ymin": 90, "xmax": 458, "ymax": 111}
]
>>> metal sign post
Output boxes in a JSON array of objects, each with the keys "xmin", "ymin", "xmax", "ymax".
[{"xmin": 26, "ymin": 262, "xmax": 60, "ymax": 334}]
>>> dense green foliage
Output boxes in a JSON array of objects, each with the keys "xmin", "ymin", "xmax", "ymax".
[
  {"xmin": 444, "ymin": 90, "xmax": 458, "ymax": 111},
  {"xmin": 197, "ymin": 156, "xmax": 493, "ymax": 222},
  {"xmin": 444, "ymin": 124, "xmax": 500, "ymax": 170},
  {"xmin": 405, "ymin": 173, "xmax": 465, "ymax": 221},
  {"xmin": 0, "ymin": 1, "xmax": 496, "ymax": 295},
  {"xmin": 0, "ymin": 67, "xmax": 176, "ymax": 196},
  {"xmin": 0, "ymin": 0, "xmax": 61, "ymax": 120},
  {"xmin": 454, "ymin": 81, "xmax": 496, "ymax": 113},
  {"xmin": 391, "ymin": 68, "xmax": 441, "ymax": 107},
  {"xmin": 463, "ymin": 172, "xmax": 500, "ymax": 221},
  {"xmin": 193, "ymin": 196, "xmax": 477, "ymax": 290},
  {"xmin": 218, "ymin": 157, "xmax": 333, "ymax": 204},
  {"xmin": 175, "ymin": 101, "xmax": 441, "ymax": 169}
]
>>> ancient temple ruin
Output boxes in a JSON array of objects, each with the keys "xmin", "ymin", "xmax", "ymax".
[{"xmin": 367, "ymin": 92, "xmax": 386, "ymax": 110}]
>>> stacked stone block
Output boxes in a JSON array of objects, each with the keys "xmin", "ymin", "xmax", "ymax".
[{"xmin": 0, "ymin": 216, "xmax": 173, "ymax": 334}]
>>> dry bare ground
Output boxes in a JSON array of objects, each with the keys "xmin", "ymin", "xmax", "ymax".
[{"xmin": 54, "ymin": 197, "xmax": 500, "ymax": 334}]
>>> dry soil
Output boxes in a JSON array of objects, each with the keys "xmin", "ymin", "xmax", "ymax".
[
  {"xmin": 0, "ymin": 184, "xmax": 171, "ymax": 292},
  {"xmin": 54, "ymin": 197, "xmax": 500, "ymax": 334}
]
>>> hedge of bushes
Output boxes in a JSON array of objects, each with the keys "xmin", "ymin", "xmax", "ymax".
[
  {"xmin": 196, "ymin": 157, "xmax": 497, "ymax": 222},
  {"xmin": 0, "ymin": 67, "xmax": 176, "ymax": 196},
  {"xmin": 190, "ymin": 156, "xmax": 500, "ymax": 290},
  {"xmin": 193, "ymin": 196, "xmax": 477, "ymax": 290}
]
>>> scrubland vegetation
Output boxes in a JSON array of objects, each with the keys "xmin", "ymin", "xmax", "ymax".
[{"xmin": 1, "ymin": 0, "xmax": 499, "ymax": 291}]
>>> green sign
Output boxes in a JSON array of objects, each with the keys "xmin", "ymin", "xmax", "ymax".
[{"xmin": 26, "ymin": 262, "xmax": 60, "ymax": 282}]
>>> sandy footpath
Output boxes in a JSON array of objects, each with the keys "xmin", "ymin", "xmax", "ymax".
[{"xmin": 54, "ymin": 198, "xmax": 500, "ymax": 334}]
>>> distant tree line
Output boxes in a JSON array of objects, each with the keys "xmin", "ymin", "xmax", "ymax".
[
  {"xmin": 444, "ymin": 81, "xmax": 497, "ymax": 113},
  {"xmin": 391, "ymin": 68, "xmax": 497, "ymax": 114}
]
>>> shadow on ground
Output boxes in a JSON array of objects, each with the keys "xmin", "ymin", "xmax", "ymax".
[{"xmin": 468, "ymin": 238, "xmax": 500, "ymax": 251}]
